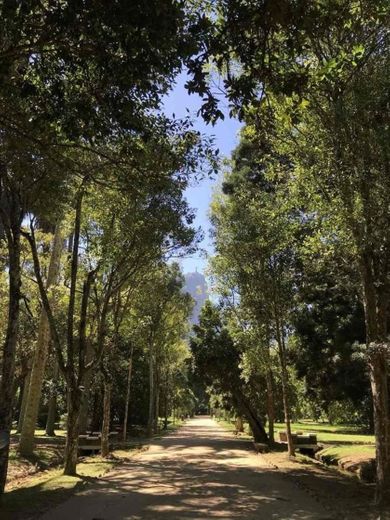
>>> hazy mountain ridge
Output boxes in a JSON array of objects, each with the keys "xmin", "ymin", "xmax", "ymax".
[{"xmin": 184, "ymin": 271, "xmax": 208, "ymax": 325}]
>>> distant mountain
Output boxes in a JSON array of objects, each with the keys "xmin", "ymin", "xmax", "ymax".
[{"xmin": 184, "ymin": 271, "xmax": 208, "ymax": 325}]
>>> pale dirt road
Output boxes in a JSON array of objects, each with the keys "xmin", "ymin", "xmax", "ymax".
[{"xmin": 39, "ymin": 417, "xmax": 343, "ymax": 520}]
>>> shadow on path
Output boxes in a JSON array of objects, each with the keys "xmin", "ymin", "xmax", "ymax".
[{"xmin": 38, "ymin": 417, "xmax": 377, "ymax": 520}]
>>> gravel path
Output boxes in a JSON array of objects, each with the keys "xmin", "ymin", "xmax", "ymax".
[{"xmin": 40, "ymin": 417, "xmax": 336, "ymax": 520}]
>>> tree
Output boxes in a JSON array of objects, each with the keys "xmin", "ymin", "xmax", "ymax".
[
  {"xmin": 191, "ymin": 301, "xmax": 269, "ymax": 444},
  {"xmin": 187, "ymin": 1, "xmax": 390, "ymax": 502},
  {"xmin": 0, "ymin": 1, "xmax": 211, "ymax": 492},
  {"xmin": 292, "ymin": 249, "xmax": 370, "ymax": 426},
  {"xmin": 19, "ymin": 223, "xmax": 64, "ymax": 456},
  {"xmin": 209, "ymin": 135, "xmax": 300, "ymax": 455}
]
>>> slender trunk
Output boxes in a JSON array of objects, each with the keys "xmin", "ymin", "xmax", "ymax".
[
  {"xmin": 101, "ymin": 381, "xmax": 112, "ymax": 457},
  {"xmin": 45, "ymin": 394, "xmax": 57, "ymax": 437},
  {"xmin": 164, "ymin": 388, "xmax": 169, "ymax": 430},
  {"xmin": 17, "ymin": 369, "xmax": 31, "ymax": 434},
  {"xmin": 274, "ymin": 304, "xmax": 295, "ymax": 456},
  {"xmin": 266, "ymin": 368, "xmax": 275, "ymax": 443},
  {"xmin": 279, "ymin": 355, "xmax": 294, "ymax": 456},
  {"xmin": 14, "ymin": 379, "xmax": 24, "ymax": 427},
  {"xmin": 19, "ymin": 224, "xmax": 63, "ymax": 456},
  {"xmin": 163, "ymin": 370, "xmax": 170, "ymax": 429},
  {"xmin": 153, "ymin": 363, "xmax": 160, "ymax": 433},
  {"xmin": 147, "ymin": 342, "xmax": 154, "ymax": 437},
  {"xmin": 45, "ymin": 360, "xmax": 59, "ymax": 436},
  {"xmin": 63, "ymin": 387, "xmax": 82, "ymax": 476},
  {"xmin": 276, "ymin": 329, "xmax": 295, "ymax": 456},
  {"xmin": 0, "ymin": 208, "xmax": 22, "ymax": 495},
  {"xmin": 235, "ymin": 416, "xmax": 244, "ymax": 432},
  {"xmin": 90, "ymin": 388, "xmax": 103, "ymax": 433},
  {"xmin": 78, "ymin": 341, "xmax": 94, "ymax": 434},
  {"xmin": 154, "ymin": 379, "xmax": 160, "ymax": 434},
  {"xmin": 235, "ymin": 392, "xmax": 268, "ymax": 444},
  {"xmin": 370, "ymin": 351, "xmax": 389, "ymax": 500},
  {"xmin": 78, "ymin": 380, "xmax": 91, "ymax": 435},
  {"xmin": 122, "ymin": 345, "xmax": 134, "ymax": 442},
  {"xmin": 262, "ymin": 338, "xmax": 275, "ymax": 443},
  {"xmin": 359, "ymin": 257, "xmax": 390, "ymax": 503}
]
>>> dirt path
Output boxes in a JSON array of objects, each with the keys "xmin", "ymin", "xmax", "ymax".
[{"xmin": 39, "ymin": 417, "xmax": 372, "ymax": 520}]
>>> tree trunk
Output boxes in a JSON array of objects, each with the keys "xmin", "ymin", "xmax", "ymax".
[
  {"xmin": 359, "ymin": 257, "xmax": 390, "ymax": 503},
  {"xmin": 235, "ymin": 392, "xmax": 268, "ymax": 444},
  {"xmin": 90, "ymin": 388, "xmax": 102, "ymax": 433},
  {"xmin": 154, "ymin": 367, "xmax": 160, "ymax": 434},
  {"xmin": 14, "ymin": 380, "xmax": 24, "ymax": 428},
  {"xmin": 45, "ymin": 360, "xmax": 59, "ymax": 436},
  {"xmin": 277, "ymin": 337, "xmax": 295, "ymax": 456},
  {"xmin": 78, "ymin": 382, "xmax": 91, "ymax": 435},
  {"xmin": 78, "ymin": 341, "xmax": 94, "ymax": 434},
  {"xmin": 0, "ymin": 206, "xmax": 22, "ymax": 495},
  {"xmin": 164, "ymin": 389, "xmax": 169, "ymax": 430},
  {"xmin": 245, "ymin": 409, "xmax": 268, "ymax": 444},
  {"xmin": 63, "ymin": 387, "xmax": 82, "ymax": 476},
  {"xmin": 274, "ymin": 312, "xmax": 295, "ymax": 457},
  {"xmin": 19, "ymin": 224, "xmax": 63, "ymax": 456},
  {"xmin": 122, "ymin": 345, "xmax": 134, "ymax": 442},
  {"xmin": 17, "ymin": 369, "xmax": 31, "ymax": 434},
  {"xmin": 101, "ymin": 381, "xmax": 112, "ymax": 457},
  {"xmin": 45, "ymin": 394, "xmax": 57, "ymax": 437},
  {"xmin": 266, "ymin": 369, "xmax": 275, "ymax": 443},
  {"xmin": 235, "ymin": 416, "xmax": 244, "ymax": 432},
  {"xmin": 370, "ymin": 351, "xmax": 389, "ymax": 502},
  {"xmin": 147, "ymin": 343, "xmax": 154, "ymax": 437}
]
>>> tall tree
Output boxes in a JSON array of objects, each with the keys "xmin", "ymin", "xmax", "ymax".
[{"xmin": 188, "ymin": 1, "xmax": 390, "ymax": 501}]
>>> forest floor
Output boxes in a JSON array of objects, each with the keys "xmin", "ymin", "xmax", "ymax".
[{"xmin": 5, "ymin": 416, "xmax": 384, "ymax": 520}]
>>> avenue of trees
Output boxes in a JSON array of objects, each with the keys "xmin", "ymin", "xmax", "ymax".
[
  {"xmin": 187, "ymin": 0, "xmax": 390, "ymax": 505},
  {"xmin": 0, "ymin": 0, "xmax": 215, "ymax": 496},
  {"xmin": 1, "ymin": 0, "xmax": 390, "ymax": 508}
]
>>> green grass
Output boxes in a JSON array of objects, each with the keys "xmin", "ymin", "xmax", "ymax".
[
  {"xmin": 274, "ymin": 421, "xmax": 375, "ymax": 445},
  {"xmin": 11, "ymin": 428, "xmax": 66, "ymax": 438},
  {"xmin": 216, "ymin": 419, "xmax": 253, "ymax": 440},
  {"xmin": 3, "ymin": 422, "xmax": 181, "ymax": 517},
  {"xmin": 317, "ymin": 444, "xmax": 375, "ymax": 465},
  {"xmin": 9, "ymin": 446, "xmax": 61, "ymax": 463},
  {"xmin": 2, "ymin": 447, "xmax": 141, "ymax": 518},
  {"xmin": 2, "ymin": 458, "xmax": 114, "ymax": 515}
]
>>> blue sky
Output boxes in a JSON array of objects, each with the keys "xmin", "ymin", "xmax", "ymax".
[{"xmin": 163, "ymin": 72, "xmax": 242, "ymax": 275}]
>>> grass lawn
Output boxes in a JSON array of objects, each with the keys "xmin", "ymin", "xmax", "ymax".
[
  {"xmin": 11, "ymin": 428, "xmax": 67, "ymax": 438},
  {"xmin": 217, "ymin": 417, "xmax": 375, "ymax": 458},
  {"xmin": 216, "ymin": 419, "xmax": 253, "ymax": 440},
  {"xmin": 274, "ymin": 421, "xmax": 375, "ymax": 445},
  {"xmin": 318, "ymin": 444, "xmax": 375, "ymax": 465},
  {"xmin": 3, "ymin": 420, "xmax": 184, "ymax": 518},
  {"xmin": 2, "ymin": 457, "xmax": 116, "ymax": 518},
  {"xmin": 2, "ymin": 447, "xmax": 142, "ymax": 519},
  {"xmin": 7, "ymin": 445, "xmax": 64, "ymax": 484}
]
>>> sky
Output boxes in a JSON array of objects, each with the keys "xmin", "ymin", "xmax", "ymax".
[{"xmin": 163, "ymin": 71, "xmax": 242, "ymax": 275}]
